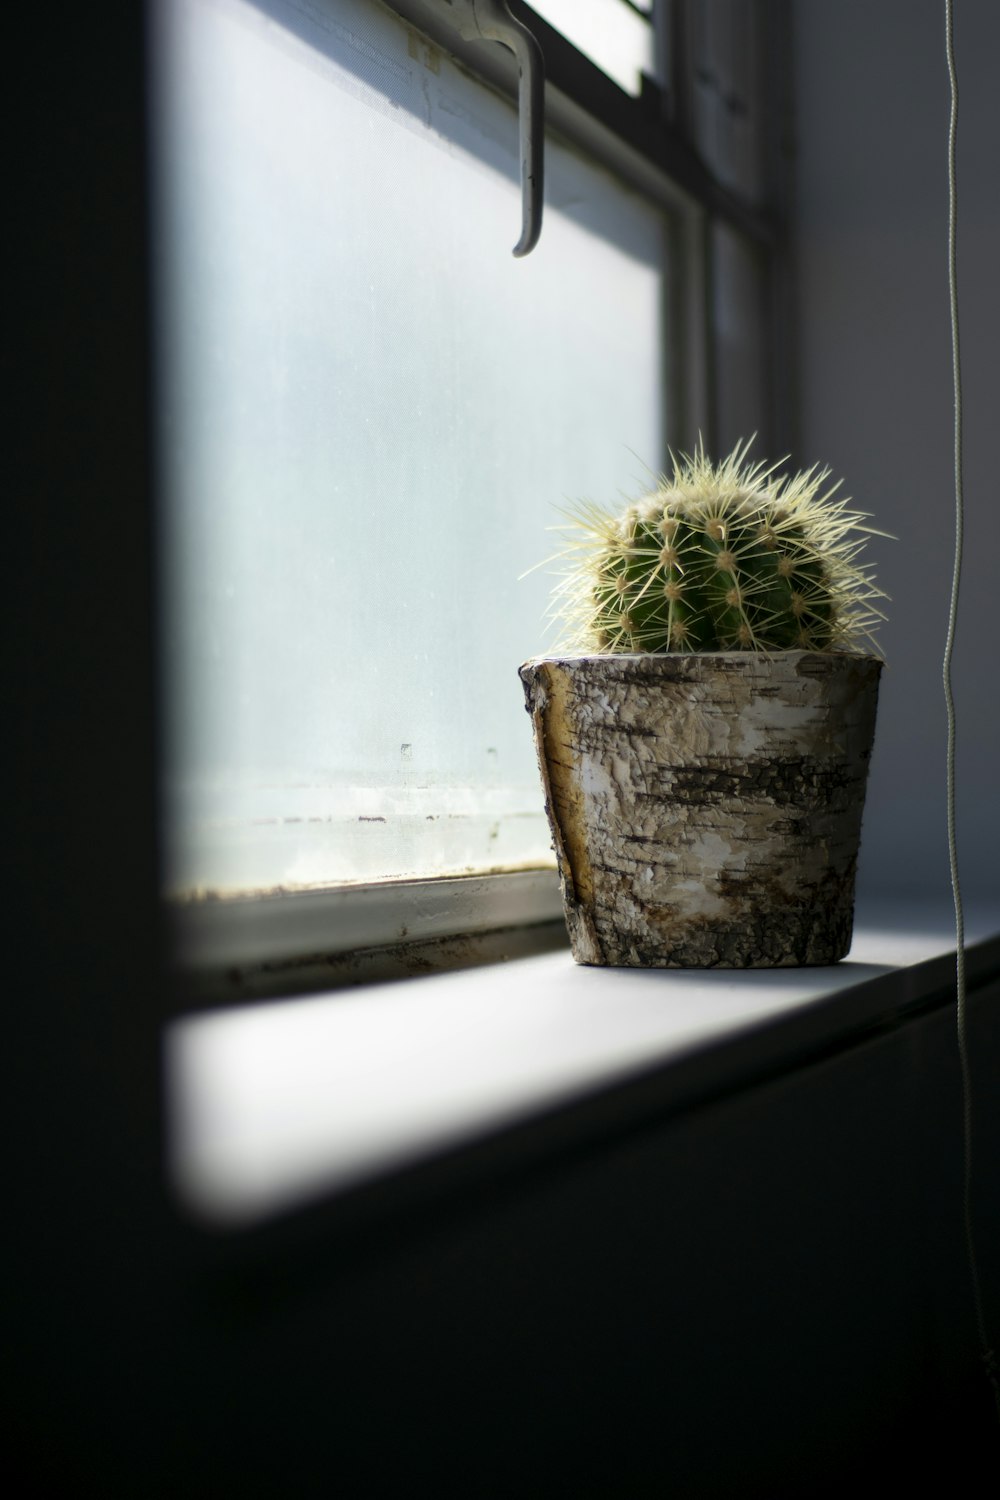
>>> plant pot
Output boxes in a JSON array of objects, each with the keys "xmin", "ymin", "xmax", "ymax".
[{"xmin": 519, "ymin": 651, "xmax": 882, "ymax": 968}]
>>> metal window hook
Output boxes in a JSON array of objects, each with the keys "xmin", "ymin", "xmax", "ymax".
[{"xmin": 445, "ymin": 0, "xmax": 545, "ymax": 256}]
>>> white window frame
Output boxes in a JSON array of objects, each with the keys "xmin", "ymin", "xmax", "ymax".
[{"xmin": 164, "ymin": 0, "xmax": 792, "ymax": 995}]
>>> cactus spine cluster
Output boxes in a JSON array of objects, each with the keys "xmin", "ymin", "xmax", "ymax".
[{"xmin": 549, "ymin": 441, "xmax": 887, "ymax": 656}]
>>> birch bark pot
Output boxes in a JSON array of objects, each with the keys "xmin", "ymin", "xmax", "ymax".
[{"xmin": 519, "ymin": 651, "xmax": 882, "ymax": 968}]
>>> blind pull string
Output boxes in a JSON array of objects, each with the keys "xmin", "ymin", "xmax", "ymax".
[{"xmin": 943, "ymin": 0, "xmax": 999, "ymax": 1423}]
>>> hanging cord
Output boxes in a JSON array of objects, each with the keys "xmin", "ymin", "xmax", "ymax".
[{"xmin": 943, "ymin": 0, "xmax": 1000, "ymax": 1424}]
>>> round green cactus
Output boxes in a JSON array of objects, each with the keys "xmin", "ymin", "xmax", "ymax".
[{"xmin": 548, "ymin": 440, "xmax": 887, "ymax": 655}]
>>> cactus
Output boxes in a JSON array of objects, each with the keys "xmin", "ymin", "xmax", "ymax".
[{"xmin": 548, "ymin": 440, "xmax": 887, "ymax": 655}]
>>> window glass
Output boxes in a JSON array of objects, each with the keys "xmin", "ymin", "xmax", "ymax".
[
  {"xmin": 530, "ymin": 0, "xmax": 656, "ymax": 96},
  {"xmin": 711, "ymin": 221, "xmax": 768, "ymax": 455},
  {"xmin": 154, "ymin": 0, "xmax": 668, "ymax": 895},
  {"xmin": 685, "ymin": 0, "xmax": 766, "ymax": 200}
]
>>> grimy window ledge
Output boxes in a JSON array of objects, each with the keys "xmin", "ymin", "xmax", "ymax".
[{"xmin": 167, "ymin": 895, "xmax": 1000, "ymax": 1234}]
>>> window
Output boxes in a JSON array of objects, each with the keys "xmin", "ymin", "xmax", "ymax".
[{"xmin": 153, "ymin": 0, "xmax": 788, "ymax": 968}]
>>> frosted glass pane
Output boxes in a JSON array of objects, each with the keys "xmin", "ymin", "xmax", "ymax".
[
  {"xmin": 530, "ymin": 0, "xmax": 655, "ymax": 96},
  {"xmin": 154, "ymin": 0, "xmax": 667, "ymax": 895},
  {"xmin": 712, "ymin": 222, "xmax": 768, "ymax": 455},
  {"xmin": 688, "ymin": 0, "xmax": 766, "ymax": 200}
]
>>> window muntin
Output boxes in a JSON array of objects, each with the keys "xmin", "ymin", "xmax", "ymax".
[{"xmin": 155, "ymin": 0, "xmax": 669, "ymax": 897}]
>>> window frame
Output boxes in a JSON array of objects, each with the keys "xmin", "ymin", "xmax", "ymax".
[{"xmin": 160, "ymin": 0, "xmax": 796, "ymax": 996}]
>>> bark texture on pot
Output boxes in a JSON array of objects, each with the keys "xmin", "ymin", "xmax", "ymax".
[{"xmin": 519, "ymin": 651, "xmax": 882, "ymax": 968}]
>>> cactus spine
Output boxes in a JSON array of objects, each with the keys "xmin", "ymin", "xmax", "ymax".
[{"xmin": 550, "ymin": 441, "xmax": 887, "ymax": 655}]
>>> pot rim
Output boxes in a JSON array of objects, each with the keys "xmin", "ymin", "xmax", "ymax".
[{"xmin": 520, "ymin": 647, "xmax": 884, "ymax": 670}]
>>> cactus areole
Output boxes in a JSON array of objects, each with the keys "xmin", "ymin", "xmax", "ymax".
[{"xmin": 521, "ymin": 442, "xmax": 887, "ymax": 968}]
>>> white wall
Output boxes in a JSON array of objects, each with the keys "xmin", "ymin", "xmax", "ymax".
[{"xmin": 793, "ymin": 0, "xmax": 999, "ymax": 903}]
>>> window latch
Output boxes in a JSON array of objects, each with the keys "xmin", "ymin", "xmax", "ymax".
[{"xmin": 439, "ymin": 0, "xmax": 545, "ymax": 256}]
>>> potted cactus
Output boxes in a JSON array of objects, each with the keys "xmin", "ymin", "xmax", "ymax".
[{"xmin": 519, "ymin": 441, "xmax": 887, "ymax": 968}]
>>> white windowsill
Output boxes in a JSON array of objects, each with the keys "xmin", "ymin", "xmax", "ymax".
[{"xmin": 167, "ymin": 896, "xmax": 998, "ymax": 1229}]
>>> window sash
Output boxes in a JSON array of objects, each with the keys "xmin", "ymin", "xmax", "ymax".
[{"xmin": 156, "ymin": 0, "xmax": 790, "ymax": 979}]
